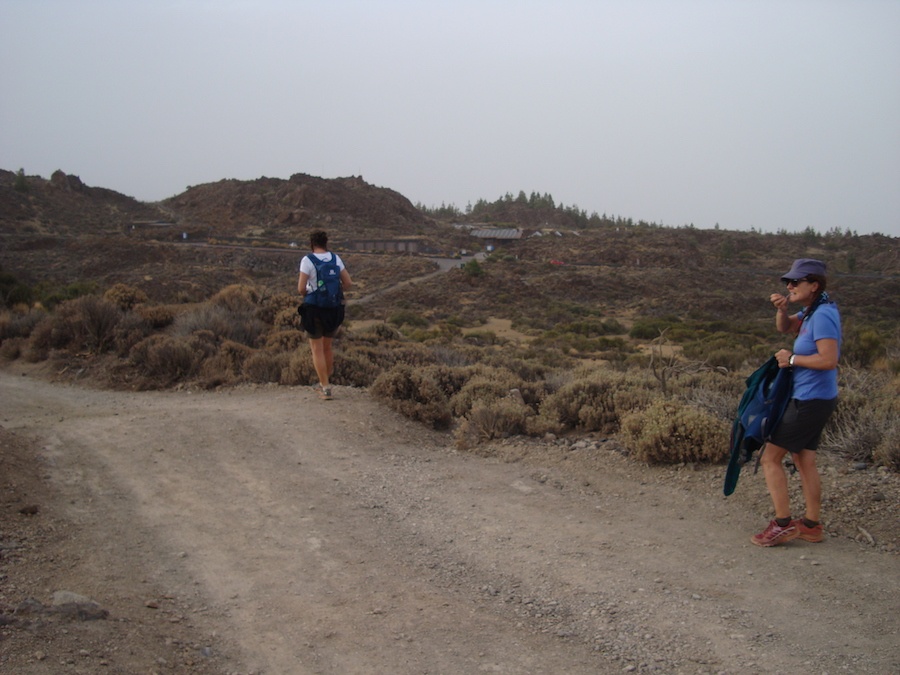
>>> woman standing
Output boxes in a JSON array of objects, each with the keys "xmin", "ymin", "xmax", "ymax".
[
  {"xmin": 297, "ymin": 230, "xmax": 352, "ymax": 400},
  {"xmin": 752, "ymin": 258, "xmax": 842, "ymax": 547}
]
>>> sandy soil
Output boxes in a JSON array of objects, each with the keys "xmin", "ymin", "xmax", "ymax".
[{"xmin": 1, "ymin": 368, "xmax": 898, "ymax": 675}]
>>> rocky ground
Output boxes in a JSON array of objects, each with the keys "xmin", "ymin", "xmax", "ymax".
[{"xmin": 1, "ymin": 365, "xmax": 898, "ymax": 674}]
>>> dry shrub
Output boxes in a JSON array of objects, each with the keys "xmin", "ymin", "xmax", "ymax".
[
  {"xmin": 258, "ymin": 292, "xmax": 297, "ymax": 325},
  {"xmin": 534, "ymin": 370, "xmax": 629, "ymax": 435},
  {"xmin": 20, "ymin": 314, "xmax": 59, "ymax": 362},
  {"xmin": 620, "ymin": 399, "xmax": 729, "ymax": 464},
  {"xmin": 370, "ymin": 365, "xmax": 452, "ymax": 429},
  {"xmin": 423, "ymin": 364, "xmax": 476, "ymax": 399},
  {"xmin": 0, "ymin": 307, "xmax": 46, "ymax": 340},
  {"xmin": 333, "ymin": 345, "xmax": 384, "ymax": 387},
  {"xmin": 210, "ymin": 284, "xmax": 261, "ymax": 312},
  {"xmin": 273, "ymin": 307, "xmax": 302, "ymax": 331},
  {"xmin": 217, "ymin": 340, "xmax": 255, "ymax": 376},
  {"xmin": 449, "ymin": 368, "xmax": 530, "ymax": 417},
  {"xmin": 281, "ymin": 349, "xmax": 316, "ymax": 386},
  {"xmin": 243, "ymin": 351, "xmax": 290, "ymax": 384},
  {"xmin": 429, "ymin": 344, "xmax": 478, "ymax": 367},
  {"xmin": 199, "ymin": 355, "xmax": 240, "ymax": 388},
  {"xmin": 112, "ymin": 311, "xmax": 153, "ymax": 357},
  {"xmin": 103, "ymin": 283, "xmax": 148, "ymax": 311},
  {"xmin": 351, "ymin": 322, "xmax": 403, "ymax": 343},
  {"xmin": 480, "ymin": 350, "xmax": 550, "ymax": 382},
  {"xmin": 822, "ymin": 367, "xmax": 898, "ymax": 469},
  {"xmin": 46, "ymin": 295, "xmax": 122, "ymax": 354},
  {"xmin": 172, "ymin": 303, "xmax": 265, "ymax": 347},
  {"xmin": 135, "ymin": 304, "xmax": 176, "ymax": 329},
  {"xmin": 129, "ymin": 334, "xmax": 211, "ymax": 384},
  {"xmin": 0, "ymin": 336, "xmax": 24, "ymax": 360},
  {"xmin": 454, "ymin": 397, "xmax": 532, "ymax": 450},
  {"xmin": 873, "ymin": 408, "xmax": 900, "ymax": 471},
  {"xmin": 384, "ymin": 344, "xmax": 439, "ymax": 369},
  {"xmin": 80, "ymin": 296, "xmax": 122, "ymax": 354},
  {"xmin": 265, "ymin": 329, "xmax": 306, "ymax": 352},
  {"xmin": 670, "ymin": 370, "xmax": 743, "ymax": 422},
  {"xmin": 21, "ymin": 342, "xmax": 48, "ymax": 363}
]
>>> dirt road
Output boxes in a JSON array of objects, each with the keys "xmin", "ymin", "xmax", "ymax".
[{"xmin": 1, "ymin": 370, "xmax": 898, "ymax": 674}]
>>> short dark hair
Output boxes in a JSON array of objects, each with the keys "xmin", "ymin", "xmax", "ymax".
[{"xmin": 310, "ymin": 230, "xmax": 328, "ymax": 249}]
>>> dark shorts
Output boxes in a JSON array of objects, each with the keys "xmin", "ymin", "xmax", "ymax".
[
  {"xmin": 769, "ymin": 397, "xmax": 838, "ymax": 453},
  {"xmin": 299, "ymin": 304, "xmax": 345, "ymax": 339}
]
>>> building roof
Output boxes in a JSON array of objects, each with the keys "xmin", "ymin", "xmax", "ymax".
[{"xmin": 470, "ymin": 228, "xmax": 523, "ymax": 240}]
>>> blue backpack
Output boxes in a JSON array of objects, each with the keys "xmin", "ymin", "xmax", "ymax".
[
  {"xmin": 723, "ymin": 356, "xmax": 793, "ymax": 496},
  {"xmin": 304, "ymin": 253, "xmax": 344, "ymax": 308}
]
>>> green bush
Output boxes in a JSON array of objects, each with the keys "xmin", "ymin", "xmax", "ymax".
[
  {"xmin": 619, "ymin": 399, "xmax": 729, "ymax": 464},
  {"xmin": 0, "ymin": 270, "xmax": 33, "ymax": 307},
  {"xmin": 629, "ymin": 317, "xmax": 681, "ymax": 340},
  {"xmin": 388, "ymin": 310, "xmax": 429, "ymax": 328},
  {"xmin": 37, "ymin": 281, "xmax": 98, "ymax": 309}
]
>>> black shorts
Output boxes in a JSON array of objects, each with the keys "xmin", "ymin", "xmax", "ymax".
[
  {"xmin": 299, "ymin": 304, "xmax": 345, "ymax": 339},
  {"xmin": 769, "ymin": 398, "xmax": 838, "ymax": 454}
]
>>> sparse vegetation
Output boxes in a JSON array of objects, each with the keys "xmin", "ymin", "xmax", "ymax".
[{"xmin": 1, "ymin": 172, "xmax": 898, "ymax": 471}]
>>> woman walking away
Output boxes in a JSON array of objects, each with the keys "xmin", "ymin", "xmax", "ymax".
[
  {"xmin": 297, "ymin": 230, "xmax": 352, "ymax": 400},
  {"xmin": 752, "ymin": 258, "xmax": 841, "ymax": 547}
]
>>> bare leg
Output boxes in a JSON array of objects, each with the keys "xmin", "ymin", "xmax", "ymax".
[
  {"xmin": 309, "ymin": 337, "xmax": 329, "ymax": 388},
  {"xmin": 321, "ymin": 337, "xmax": 335, "ymax": 380},
  {"xmin": 759, "ymin": 442, "xmax": 791, "ymax": 519},
  {"xmin": 792, "ymin": 449, "xmax": 822, "ymax": 522}
]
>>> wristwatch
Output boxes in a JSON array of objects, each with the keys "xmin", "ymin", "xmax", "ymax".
[{"xmin": 789, "ymin": 354, "xmax": 796, "ymax": 366}]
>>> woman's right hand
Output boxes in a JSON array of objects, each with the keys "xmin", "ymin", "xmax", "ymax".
[{"xmin": 770, "ymin": 293, "xmax": 788, "ymax": 313}]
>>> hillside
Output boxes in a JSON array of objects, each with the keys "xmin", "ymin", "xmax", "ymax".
[{"xmin": 2, "ymin": 168, "xmax": 897, "ymax": 316}]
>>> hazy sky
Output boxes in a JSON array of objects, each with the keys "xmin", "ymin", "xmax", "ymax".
[{"xmin": 2, "ymin": 1, "xmax": 898, "ymax": 236}]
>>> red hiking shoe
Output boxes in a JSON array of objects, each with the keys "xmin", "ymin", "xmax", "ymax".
[
  {"xmin": 792, "ymin": 519, "xmax": 824, "ymax": 543},
  {"xmin": 751, "ymin": 520, "xmax": 799, "ymax": 547}
]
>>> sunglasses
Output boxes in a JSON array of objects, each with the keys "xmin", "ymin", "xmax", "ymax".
[{"xmin": 785, "ymin": 278, "xmax": 810, "ymax": 287}]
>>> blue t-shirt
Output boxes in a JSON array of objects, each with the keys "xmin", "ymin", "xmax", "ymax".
[{"xmin": 792, "ymin": 302, "xmax": 841, "ymax": 400}]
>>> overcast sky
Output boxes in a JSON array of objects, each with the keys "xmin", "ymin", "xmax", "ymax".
[{"xmin": 2, "ymin": 0, "xmax": 898, "ymax": 236}]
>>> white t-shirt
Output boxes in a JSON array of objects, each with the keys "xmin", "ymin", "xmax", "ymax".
[{"xmin": 299, "ymin": 252, "xmax": 345, "ymax": 295}]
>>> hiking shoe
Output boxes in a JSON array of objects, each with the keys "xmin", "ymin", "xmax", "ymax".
[
  {"xmin": 318, "ymin": 386, "xmax": 333, "ymax": 401},
  {"xmin": 751, "ymin": 520, "xmax": 799, "ymax": 547},
  {"xmin": 792, "ymin": 519, "xmax": 824, "ymax": 543}
]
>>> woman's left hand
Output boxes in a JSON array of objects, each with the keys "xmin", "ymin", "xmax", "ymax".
[{"xmin": 775, "ymin": 348, "xmax": 793, "ymax": 368}]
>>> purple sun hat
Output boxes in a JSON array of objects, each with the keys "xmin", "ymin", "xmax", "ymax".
[{"xmin": 780, "ymin": 258, "xmax": 826, "ymax": 282}]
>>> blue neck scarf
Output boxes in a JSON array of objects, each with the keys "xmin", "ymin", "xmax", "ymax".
[{"xmin": 802, "ymin": 291, "xmax": 832, "ymax": 323}]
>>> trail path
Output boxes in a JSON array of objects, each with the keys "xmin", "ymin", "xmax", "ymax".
[{"xmin": 1, "ymin": 371, "xmax": 897, "ymax": 674}]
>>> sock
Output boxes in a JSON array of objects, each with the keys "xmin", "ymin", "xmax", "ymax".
[
  {"xmin": 775, "ymin": 517, "xmax": 792, "ymax": 528},
  {"xmin": 802, "ymin": 518, "xmax": 819, "ymax": 528}
]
